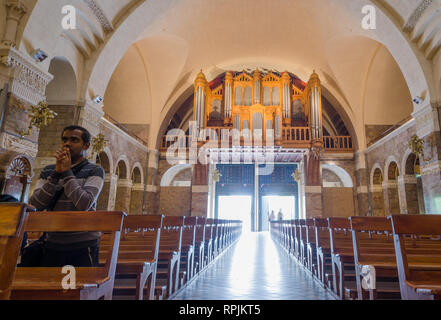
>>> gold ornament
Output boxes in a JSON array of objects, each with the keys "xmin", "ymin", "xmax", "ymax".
[
  {"xmin": 408, "ymin": 134, "xmax": 432, "ymax": 161},
  {"xmin": 19, "ymin": 101, "xmax": 57, "ymax": 137},
  {"xmin": 212, "ymin": 168, "xmax": 222, "ymax": 182},
  {"xmin": 91, "ymin": 133, "xmax": 107, "ymax": 156},
  {"xmin": 292, "ymin": 169, "xmax": 302, "ymax": 182}
]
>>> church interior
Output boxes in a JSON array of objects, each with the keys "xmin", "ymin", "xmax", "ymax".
[{"xmin": 2, "ymin": 0, "xmax": 441, "ymax": 301}]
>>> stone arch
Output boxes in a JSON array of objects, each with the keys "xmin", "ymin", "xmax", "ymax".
[
  {"xmin": 46, "ymin": 56, "xmax": 77, "ymax": 105},
  {"xmin": 129, "ymin": 163, "xmax": 145, "ymax": 215},
  {"xmin": 115, "ymin": 156, "xmax": 130, "ymax": 180},
  {"xmin": 114, "ymin": 156, "xmax": 132, "ymax": 213},
  {"xmin": 160, "ymin": 164, "xmax": 192, "ymax": 187},
  {"xmin": 321, "ymin": 164, "xmax": 354, "ymax": 188},
  {"xmin": 370, "ymin": 164, "xmax": 383, "ymax": 186},
  {"xmin": 401, "ymin": 151, "xmax": 426, "ymax": 214},
  {"xmin": 131, "ymin": 163, "xmax": 144, "ymax": 184},
  {"xmin": 0, "ymin": 154, "xmax": 33, "ymax": 202},
  {"xmin": 385, "ymin": 159, "xmax": 400, "ymax": 214},
  {"xmin": 96, "ymin": 147, "xmax": 113, "ymax": 174},
  {"xmin": 384, "ymin": 156, "xmax": 400, "ymax": 181},
  {"xmin": 370, "ymin": 164, "xmax": 385, "ymax": 217}
]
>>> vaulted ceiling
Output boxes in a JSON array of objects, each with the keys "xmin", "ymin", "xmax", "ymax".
[{"xmin": 14, "ymin": 0, "xmax": 441, "ymax": 150}]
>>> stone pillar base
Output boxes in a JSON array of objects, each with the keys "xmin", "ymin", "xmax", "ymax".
[
  {"xmin": 305, "ymin": 185, "xmax": 323, "ymax": 218},
  {"xmin": 191, "ymin": 185, "xmax": 209, "ymax": 217}
]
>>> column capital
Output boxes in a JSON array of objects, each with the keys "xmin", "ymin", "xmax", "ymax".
[{"xmin": 5, "ymin": 0, "xmax": 27, "ymax": 21}]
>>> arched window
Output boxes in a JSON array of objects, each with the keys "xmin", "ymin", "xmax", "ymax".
[
  {"xmin": 234, "ymin": 87, "xmax": 243, "ymax": 105},
  {"xmin": 244, "ymin": 86, "xmax": 252, "ymax": 106},
  {"xmin": 263, "ymin": 87, "xmax": 271, "ymax": 106},
  {"xmin": 272, "ymin": 86, "xmax": 280, "ymax": 106},
  {"xmin": 234, "ymin": 115, "xmax": 241, "ymax": 130}
]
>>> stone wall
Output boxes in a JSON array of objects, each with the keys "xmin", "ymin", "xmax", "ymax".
[
  {"xmin": 322, "ymin": 188, "xmax": 355, "ymax": 217},
  {"xmin": 159, "ymin": 186, "xmax": 191, "ymax": 216}
]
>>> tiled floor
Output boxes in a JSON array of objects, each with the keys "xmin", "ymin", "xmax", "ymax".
[{"xmin": 173, "ymin": 232, "xmax": 334, "ymax": 300}]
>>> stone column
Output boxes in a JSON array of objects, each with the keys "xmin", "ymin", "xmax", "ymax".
[
  {"xmin": 97, "ymin": 173, "xmax": 117, "ymax": 210},
  {"xmin": 371, "ymin": 184, "xmax": 385, "ymax": 216},
  {"xmin": 413, "ymin": 103, "xmax": 441, "ymax": 214},
  {"xmin": 304, "ymin": 145, "xmax": 323, "ymax": 218},
  {"xmin": 191, "ymin": 163, "xmax": 209, "ymax": 217},
  {"xmin": 145, "ymin": 150, "xmax": 160, "ymax": 214},
  {"xmin": 355, "ymin": 150, "xmax": 370, "ymax": 216},
  {"xmin": 130, "ymin": 183, "xmax": 145, "ymax": 215},
  {"xmin": 2, "ymin": 0, "xmax": 27, "ymax": 47},
  {"xmin": 398, "ymin": 174, "xmax": 419, "ymax": 214},
  {"xmin": 383, "ymin": 181, "xmax": 400, "ymax": 215},
  {"xmin": 114, "ymin": 178, "xmax": 133, "ymax": 214},
  {"xmin": 76, "ymin": 101, "xmax": 104, "ymax": 154}
]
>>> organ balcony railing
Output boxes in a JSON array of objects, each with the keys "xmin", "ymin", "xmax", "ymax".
[{"xmin": 160, "ymin": 127, "xmax": 353, "ymax": 152}]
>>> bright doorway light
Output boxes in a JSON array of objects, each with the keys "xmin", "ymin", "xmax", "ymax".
[
  {"xmin": 263, "ymin": 196, "xmax": 295, "ymax": 221},
  {"xmin": 218, "ymin": 196, "xmax": 252, "ymax": 233}
]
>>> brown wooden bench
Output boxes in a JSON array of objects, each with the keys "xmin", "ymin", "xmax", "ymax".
[
  {"xmin": 350, "ymin": 216, "xmax": 441, "ymax": 300},
  {"xmin": 11, "ymin": 211, "xmax": 126, "ymax": 300},
  {"xmin": 107, "ymin": 214, "xmax": 163, "ymax": 300},
  {"xmin": 111, "ymin": 215, "xmax": 183, "ymax": 299},
  {"xmin": 0, "ymin": 203, "xmax": 31, "ymax": 300},
  {"xmin": 389, "ymin": 214, "xmax": 441, "ymax": 300}
]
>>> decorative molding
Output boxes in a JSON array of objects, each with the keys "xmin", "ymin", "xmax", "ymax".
[
  {"xmin": 0, "ymin": 131, "xmax": 38, "ymax": 157},
  {"xmin": 305, "ymin": 185, "xmax": 322, "ymax": 193},
  {"xmin": 0, "ymin": 46, "xmax": 53, "ymax": 106},
  {"xmin": 357, "ymin": 186, "xmax": 368, "ymax": 194},
  {"xmin": 371, "ymin": 185, "xmax": 383, "ymax": 192},
  {"xmin": 403, "ymin": 0, "xmax": 433, "ymax": 32},
  {"xmin": 117, "ymin": 178, "xmax": 133, "ymax": 188},
  {"xmin": 146, "ymin": 185, "xmax": 158, "ymax": 193},
  {"xmin": 382, "ymin": 181, "xmax": 398, "ymax": 189},
  {"xmin": 131, "ymin": 183, "xmax": 145, "ymax": 191},
  {"xmin": 83, "ymin": 0, "xmax": 114, "ymax": 33},
  {"xmin": 420, "ymin": 160, "xmax": 441, "ymax": 176},
  {"xmin": 398, "ymin": 175, "xmax": 417, "ymax": 185},
  {"xmin": 192, "ymin": 185, "xmax": 209, "ymax": 193}
]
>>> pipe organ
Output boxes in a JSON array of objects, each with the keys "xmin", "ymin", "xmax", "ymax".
[{"xmin": 193, "ymin": 69, "xmax": 322, "ymax": 141}]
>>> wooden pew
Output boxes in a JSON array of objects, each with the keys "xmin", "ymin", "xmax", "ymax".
[
  {"xmin": 11, "ymin": 211, "xmax": 126, "ymax": 300},
  {"xmin": 389, "ymin": 214, "xmax": 441, "ymax": 300},
  {"xmin": 108, "ymin": 214, "xmax": 163, "ymax": 300},
  {"xmin": 328, "ymin": 217, "xmax": 357, "ymax": 300},
  {"xmin": 204, "ymin": 219, "xmax": 214, "ymax": 266},
  {"xmin": 350, "ymin": 216, "xmax": 441, "ymax": 300},
  {"xmin": 0, "ymin": 203, "xmax": 31, "ymax": 300},
  {"xmin": 194, "ymin": 217, "xmax": 207, "ymax": 274},
  {"xmin": 161, "ymin": 216, "xmax": 184, "ymax": 296},
  {"xmin": 181, "ymin": 216, "xmax": 197, "ymax": 283},
  {"xmin": 313, "ymin": 218, "xmax": 333, "ymax": 288},
  {"xmin": 110, "ymin": 215, "xmax": 183, "ymax": 299}
]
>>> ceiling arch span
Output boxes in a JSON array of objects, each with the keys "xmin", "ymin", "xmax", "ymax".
[{"xmin": 15, "ymin": 0, "xmax": 438, "ymax": 140}]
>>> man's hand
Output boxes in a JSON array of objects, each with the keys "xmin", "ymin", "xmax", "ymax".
[{"xmin": 55, "ymin": 148, "xmax": 72, "ymax": 173}]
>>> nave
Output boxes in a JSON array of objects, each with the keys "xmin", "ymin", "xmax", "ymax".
[{"xmin": 173, "ymin": 232, "xmax": 333, "ymax": 300}]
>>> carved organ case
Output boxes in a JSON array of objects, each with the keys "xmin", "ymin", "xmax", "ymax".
[{"xmin": 193, "ymin": 69, "xmax": 322, "ymax": 141}]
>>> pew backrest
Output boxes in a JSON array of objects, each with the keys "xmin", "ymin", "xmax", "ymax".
[{"xmin": 0, "ymin": 203, "xmax": 30, "ymax": 300}]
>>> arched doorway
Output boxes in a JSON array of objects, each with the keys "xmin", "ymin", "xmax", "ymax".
[
  {"xmin": 114, "ymin": 159, "xmax": 132, "ymax": 213},
  {"xmin": 372, "ymin": 168, "xmax": 385, "ymax": 216},
  {"xmin": 404, "ymin": 153, "xmax": 425, "ymax": 214},
  {"xmin": 96, "ymin": 151, "xmax": 112, "ymax": 210},
  {"xmin": 130, "ymin": 166, "xmax": 144, "ymax": 215},
  {"xmin": 386, "ymin": 162, "xmax": 400, "ymax": 214},
  {"xmin": 1, "ymin": 157, "xmax": 32, "ymax": 202}
]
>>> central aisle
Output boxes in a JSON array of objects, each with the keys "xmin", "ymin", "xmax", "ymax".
[{"xmin": 173, "ymin": 232, "xmax": 334, "ymax": 300}]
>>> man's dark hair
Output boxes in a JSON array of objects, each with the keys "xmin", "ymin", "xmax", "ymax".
[{"xmin": 62, "ymin": 125, "xmax": 91, "ymax": 144}]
